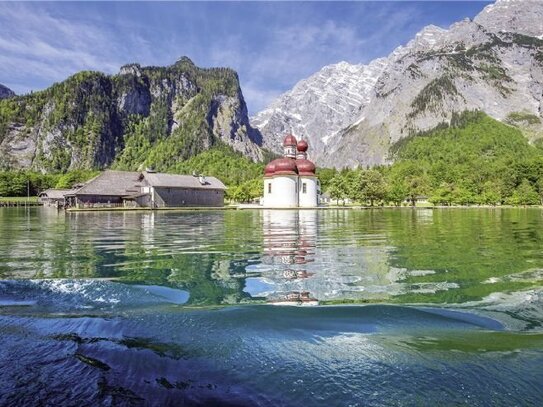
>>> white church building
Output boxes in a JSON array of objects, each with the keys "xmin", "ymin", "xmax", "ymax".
[{"xmin": 262, "ymin": 134, "xmax": 320, "ymax": 208}]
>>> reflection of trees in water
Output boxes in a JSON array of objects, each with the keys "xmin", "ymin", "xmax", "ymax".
[
  {"xmin": 2, "ymin": 210, "xmax": 264, "ymax": 306},
  {"xmin": 108, "ymin": 211, "xmax": 263, "ymax": 305},
  {"xmin": 0, "ymin": 208, "xmax": 101, "ymax": 279},
  {"xmin": 2, "ymin": 208, "xmax": 543, "ymax": 306},
  {"xmin": 385, "ymin": 209, "xmax": 543, "ymax": 304}
]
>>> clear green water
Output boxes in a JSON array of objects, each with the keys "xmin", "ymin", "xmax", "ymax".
[
  {"xmin": 2, "ymin": 208, "xmax": 543, "ymax": 309},
  {"xmin": 1, "ymin": 208, "xmax": 543, "ymax": 405}
]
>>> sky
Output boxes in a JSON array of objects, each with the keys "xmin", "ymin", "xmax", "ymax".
[{"xmin": 0, "ymin": 1, "xmax": 493, "ymax": 114}]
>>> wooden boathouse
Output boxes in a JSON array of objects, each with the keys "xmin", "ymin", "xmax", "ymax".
[{"xmin": 64, "ymin": 170, "xmax": 226, "ymax": 209}]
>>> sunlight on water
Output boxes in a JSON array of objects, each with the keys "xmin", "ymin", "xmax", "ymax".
[
  {"xmin": 2, "ymin": 207, "xmax": 543, "ymax": 310},
  {"xmin": 1, "ymin": 207, "xmax": 543, "ymax": 405}
]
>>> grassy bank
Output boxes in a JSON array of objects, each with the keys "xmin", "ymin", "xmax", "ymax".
[{"xmin": 0, "ymin": 196, "xmax": 38, "ymax": 202}]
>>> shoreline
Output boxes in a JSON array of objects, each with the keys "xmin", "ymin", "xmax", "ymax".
[
  {"xmin": 0, "ymin": 204, "xmax": 540, "ymax": 212},
  {"xmin": 70, "ymin": 203, "xmax": 543, "ymax": 212}
]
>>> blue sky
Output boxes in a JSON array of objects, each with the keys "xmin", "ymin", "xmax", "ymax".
[{"xmin": 0, "ymin": 1, "xmax": 492, "ymax": 114}]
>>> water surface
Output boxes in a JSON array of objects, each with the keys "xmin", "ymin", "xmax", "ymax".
[{"xmin": 1, "ymin": 208, "xmax": 543, "ymax": 405}]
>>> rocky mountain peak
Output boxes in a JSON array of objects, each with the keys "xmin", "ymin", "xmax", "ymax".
[
  {"xmin": 474, "ymin": 0, "xmax": 543, "ymax": 37},
  {"xmin": 0, "ymin": 84, "xmax": 15, "ymax": 99},
  {"xmin": 410, "ymin": 24, "xmax": 448, "ymax": 48},
  {"xmin": 253, "ymin": 0, "xmax": 543, "ymax": 168},
  {"xmin": 175, "ymin": 56, "xmax": 196, "ymax": 67},
  {"xmin": 119, "ymin": 63, "xmax": 143, "ymax": 76},
  {"xmin": 251, "ymin": 57, "xmax": 388, "ymax": 160}
]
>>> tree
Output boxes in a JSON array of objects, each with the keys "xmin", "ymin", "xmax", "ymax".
[
  {"xmin": 429, "ymin": 183, "xmax": 453, "ymax": 206},
  {"xmin": 451, "ymin": 186, "xmax": 475, "ymax": 206},
  {"xmin": 405, "ymin": 175, "xmax": 429, "ymax": 206},
  {"xmin": 359, "ymin": 170, "xmax": 387, "ymax": 206},
  {"xmin": 55, "ymin": 170, "xmax": 99, "ymax": 189},
  {"xmin": 387, "ymin": 181, "xmax": 407, "ymax": 206},
  {"xmin": 327, "ymin": 174, "xmax": 348, "ymax": 205},
  {"xmin": 537, "ymin": 177, "xmax": 543, "ymax": 205},
  {"xmin": 506, "ymin": 179, "xmax": 540, "ymax": 205},
  {"xmin": 316, "ymin": 168, "xmax": 337, "ymax": 193},
  {"xmin": 477, "ymin": 181, "xmax": 502, "ymax": 206}
]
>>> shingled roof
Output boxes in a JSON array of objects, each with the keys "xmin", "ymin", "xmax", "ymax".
[
  {"xmin": 72, "ymin": 170, "xmax": 142, "ymax": 196},
  {"xmin": 142, "ymin": 172, "xmax": 226, "ymax": 190}
]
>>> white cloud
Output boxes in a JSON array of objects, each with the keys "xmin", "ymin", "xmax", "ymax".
[{"xmin": 0, "ymin": 3, "xmax": 141, "ymax": 93}]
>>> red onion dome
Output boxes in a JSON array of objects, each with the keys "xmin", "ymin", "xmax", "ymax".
[
  {"xmin": 297, "ymin": 140, "xmax": 308, "ymax": 152},
  {"xmin": 283, "ymin": 134, "xmax": 297, "ymax": 147},
  {"xmin": 273, "ymin": 158, "xmax": 298, "ymax": 175},
  {"xmin": 264, "ymin": 161, "xmax": 276, "ymax": 176},
  {"xmin": 295, "ymin": 159, "xmax": 316, "ymax": 176}
]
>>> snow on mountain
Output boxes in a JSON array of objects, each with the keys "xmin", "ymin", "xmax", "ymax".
[
  {"xmin": 251, "ymin": 58, "xmax": 387, "ymax": 162},
  {"xmin": 253, "ymin": 0, "xmax": 543, "ymax": 168}
]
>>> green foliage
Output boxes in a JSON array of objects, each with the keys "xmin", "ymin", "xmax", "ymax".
[
  {"xmin": 55, "ymin": 170, "xmax": 100, "ymax": 189},
  {"xmin": 506, "ymin": 111, "xmax": 541, "ymax": 126},
  {"xmin": 0, "ymin": 171, "xmax": 58, "ymax": 197},
  {"xmin": 393, "ymin": 111, "xmax": 543, "ymax": 205},
  {"xmin": 359, "ymin": 170, "xmax": 387, "ymax": 206},
  {"xmin": 327, "ymin": 173, "xmax": 349, "ymax": 205},
  {"xmin": 0, "ymin": 58, "xmax": 249, "ymax": 174},
  {"xmin": 0, "ymin": 169, "xmax": 100, "ymax": 197},
  {"xmin": 316, "ymin": 167, "xmax": 337, "ymax": 192},
  {"xmin": 409, "ymin": 76, "xmax": 459, "ymax": 117},
  {"xmin": 506, "ymin": 179, "xmax": 541, "ymax": 205},
  {"xmin": 324, "ymin": 111, "xmax": 543, "ymax": 207},
  {"xmin": 478, "ymin": 63, "xmax": 511, "ymax": 82},
  {"xmin": 171, "ymin": 146, "xmax": 264, "ymax": 187},
  {"xmin": 226, "ymin": 178, "xmax": 262, "ymax": 203}
]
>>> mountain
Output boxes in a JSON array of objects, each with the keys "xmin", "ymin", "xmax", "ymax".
[
  {"xmin": 253, "ymin": 0, "xmax": 543, "ymax": 168},
  {"xmin": 0, "ymin": 84, "xmax": 15, "ymax": 100},
  {"xmin": 0, "ymin": 57, "xmax": 263, "ymax": 172},
  {"xmin": 251, "ymin": 59, "xmax": 387, "ymax": 163}
]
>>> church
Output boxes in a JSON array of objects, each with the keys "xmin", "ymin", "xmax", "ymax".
[{"xmin": 262, "ymin": 134, "xmax": 319, "ymax": 208}]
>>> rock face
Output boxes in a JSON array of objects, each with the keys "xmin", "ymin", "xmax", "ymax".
[
  {"xmin": 0, "ymin": 58, "xmax": 263, "ymax": 171},
  {"xmin": 0, "ymin": 84, "xmax": 15, "ymax": 99},
  {"xmin": 251, "ymin": 59, "xmax": 387, "ymax": 163},
  {"xmin": 253, "ymin": 0, "xmax": 543, "ymax": 168}
]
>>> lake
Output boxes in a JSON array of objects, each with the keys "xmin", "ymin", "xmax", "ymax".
[{"xmin": 1, "ymin": 207, "xmax": 543, "ymax": 405}]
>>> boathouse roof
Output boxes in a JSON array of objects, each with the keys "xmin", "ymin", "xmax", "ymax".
[
  {"xmin": 69, "ymin": 170, "xmax": 226, "ymax": 197},
  {"xmin": 142, "ymin": 172, "xmax": 226, "ymax": 190},
  {"xmin": 39, "ymin": 189, "xmax": 77, "ymax": 199},
  {"xmin": 71, "ymin": 171, "xmax": 141, "ymax": 196}
]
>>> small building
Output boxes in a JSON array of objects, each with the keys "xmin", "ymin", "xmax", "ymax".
[
  {"xmin": 65, "ymin": 171, "xmax": 141, "ymax": 208},
  {"xmin": 38, "ymin": 189, "xmax": 76, "ymax": 207},
  {"xmin": 139, "ymin": 172, "xmax": 226, "ymax": 208},
  {"xmin": 65, "ymin": 170, "xmax": 226, "ymax": 209},
  {"xmin": 263, "ymin": 135, "xmax": 320, "ymax": 208}
]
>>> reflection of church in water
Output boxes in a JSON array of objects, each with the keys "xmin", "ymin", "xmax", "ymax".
[{"xmin": 259, "ymin": 210, "xmax": 319, "ymax": 305}]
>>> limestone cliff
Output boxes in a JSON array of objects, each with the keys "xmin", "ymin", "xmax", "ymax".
[
  {"xmin": 253, "ymin": 0, "xmax": 543, "ymax": 168},
  {"xmin": 0, "ymin": 57, "xmax": 263, "ymax": 171}
]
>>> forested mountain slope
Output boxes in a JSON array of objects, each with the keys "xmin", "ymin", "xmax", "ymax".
[{"xmin": 0, "ymin": 57, "xmax": 263, "ymax": 172}]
